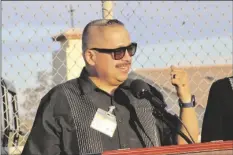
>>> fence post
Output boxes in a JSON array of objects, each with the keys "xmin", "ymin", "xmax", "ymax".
[{"xmin": 102, "ymin": 1, "xmax": 113, "ymax": 19}]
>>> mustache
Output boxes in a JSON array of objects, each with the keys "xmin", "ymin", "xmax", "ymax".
[{"xmin": 115, "ymin": 62, "xmax": 131, "ymax": 68}]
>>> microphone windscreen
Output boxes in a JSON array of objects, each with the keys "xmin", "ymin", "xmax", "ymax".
[{"xmin": 130, "ymin": 79, "xmax": 150, "ymax": 99}]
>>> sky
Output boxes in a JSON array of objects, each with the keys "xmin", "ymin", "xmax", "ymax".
[{"xmin": 2, "ymin": 1, "xmax": 232, "ymax": 93}]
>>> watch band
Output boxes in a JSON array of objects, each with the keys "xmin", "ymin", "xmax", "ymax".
[{"xmin": 179, "ymin": 95, "xmax": 196, "ymax": 108}]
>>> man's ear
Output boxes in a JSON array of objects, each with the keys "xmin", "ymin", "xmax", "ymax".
[{"xmin": 84, "ymin": 50, "xmax": 96, "ymax": 66}]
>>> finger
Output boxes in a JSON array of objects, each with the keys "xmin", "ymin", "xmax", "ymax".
[
  {"xmin": 171, "ymin": 75, "xmax": 182, "ymax": 81},
  {"xmin": 171, "ymin": 71, "xmax": 184, "ymax": 76},
  {"xmin": 172, "ymin": 75, "xmax": 186, "ymax": 81},
  {"xmin": 171, "ymin": 77, "xmax": 181, "ymax": 84},
  {"xmin": 172, "ymin": 80, "xmax": 187, "ymax": 88},
  {"xmin": 171, "ymin": 76, "xmax": 188, "ymax": 87},
  {"xmin": 171, "ymin": 71, "xmax": 187, "ymax": 77},
  {"xmin": 170, "ymin": 73, "xmax": 176, "ymax": 79},
  {"xmin": 171, "ymin": 76, "xmax": 181, "ymax": 81},
  {"xmin": 170, "ymin": 73, "xmax": 185, "ymax": 80},
  {"xmin": 170, "ymin": 73, "xmax": 185, "ymax": 81},
  {"xmin": 171, "ymin": 72, "xmax": 180, "ymax": 79},
  {"xmin": 170, "ymin": 65, "xmax": 177, "ymax": 70},
  {"xmin": 171, "ymin": 69, "xmax": 185, "ymax": 74},
  {"xmin": 171, "ymin": 81, "xmax": 180, "ymax": 88}
]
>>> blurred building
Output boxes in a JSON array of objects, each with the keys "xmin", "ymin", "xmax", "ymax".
[{"xmin": 52, "ymin": 28, "xmax": 85, "ymax": 85}]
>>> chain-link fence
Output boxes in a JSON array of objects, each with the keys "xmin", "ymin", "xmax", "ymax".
[{"xmin": 1, "ymin": 1, "xmax": 232, "ymax": 154}]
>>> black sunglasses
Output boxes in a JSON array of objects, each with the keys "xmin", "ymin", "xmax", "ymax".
[{"xmin": 90, "ymin": 42, "xmax": 137, "ymax": 60}]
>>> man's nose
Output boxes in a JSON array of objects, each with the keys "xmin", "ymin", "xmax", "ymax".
[{"xmin": 122, "ymin": 50, "xmax": 132, "ymax": 61}]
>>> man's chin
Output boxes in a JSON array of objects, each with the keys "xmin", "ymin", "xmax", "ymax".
[{"xmin": 116, "ymin": 75, "xmax": 128, "ymax": 83}]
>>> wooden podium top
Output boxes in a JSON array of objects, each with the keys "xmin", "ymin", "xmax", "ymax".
[{"xmin": 103, "ymin": 140, "xmax": 233, "ymax": 155}]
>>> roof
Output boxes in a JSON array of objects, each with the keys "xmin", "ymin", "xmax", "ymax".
[
  {"xmin": 133, "ymin": 64, "xmax": 233, "ymax": 109},
  {"xmin": 52, "ymin": 28, "xmax": 83, "ymax": 42}
]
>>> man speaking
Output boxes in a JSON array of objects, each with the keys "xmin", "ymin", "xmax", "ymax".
[{"xmin": 22, "ymin": 19, "xmax": 199, "ymax": 155}]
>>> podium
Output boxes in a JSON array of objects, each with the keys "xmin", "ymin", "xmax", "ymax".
[{"xmin": 102, "ymin": 141, "xmax": 233, "ymax": 155}]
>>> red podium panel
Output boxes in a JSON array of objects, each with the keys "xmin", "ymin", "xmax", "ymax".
[{"xmin": 103, "ymin": 141, "xmax": 233, "ymax": 155}]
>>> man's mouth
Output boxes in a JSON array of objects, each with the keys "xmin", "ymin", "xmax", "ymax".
[{"xmin": 116, "ymin": 63, "xmax": 131, "ymax": 72}]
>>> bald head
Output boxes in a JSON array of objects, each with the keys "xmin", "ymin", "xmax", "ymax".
[{"xmin": 82, "ymin": 19, "xmax": 125, "ymax": 52}]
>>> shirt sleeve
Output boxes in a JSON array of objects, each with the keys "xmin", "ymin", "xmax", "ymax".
[
  {"xmin": 21, "ymin": 87, "xmax": 62, "ymax": 155},
  {"xmin": 201, "ymin": 81, "xmax": 223, "ymax": 142}
]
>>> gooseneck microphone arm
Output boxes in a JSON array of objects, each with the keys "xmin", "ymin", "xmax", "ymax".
[
  {"xmin": 153, "ymin": 108, "xmax": 194, "ymax": 144},
  {"xmin": 130, "ymin": 79, "xmax": 194, "ymax": 144},
  {"xmin": 143, "ymin": 90, "xmax": 194, "ymax": 144}
]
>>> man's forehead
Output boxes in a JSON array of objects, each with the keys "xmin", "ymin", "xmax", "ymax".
[
  {"xmin": 88, "ymin": 24, "xmax": 125, "ymax": 34},
  {"xmin": 87, "ymin": 25, "xmax": 130, "ymax": 48}
]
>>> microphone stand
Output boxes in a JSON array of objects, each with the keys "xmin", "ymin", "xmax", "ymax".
[
  {"xmin": 152, "ymin": 106, "xmax": 193, "ymax": 144},
  {"xmin": 143, "ymin": 91, "xmax": 194, "ymax": 144}
]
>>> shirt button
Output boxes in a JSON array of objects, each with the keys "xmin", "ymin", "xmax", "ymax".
[{"xmin": 118, "ymin": 119, "xmax": 122, "ymax": 123}]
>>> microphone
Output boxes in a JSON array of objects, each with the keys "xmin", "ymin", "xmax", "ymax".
[
  {"xmin": 130, "ymin": 79, "xmax": 167, "ymax": 110},
  {"xmin": 130, "ymin": 79, "xmax": 194, "ymax": 144}
]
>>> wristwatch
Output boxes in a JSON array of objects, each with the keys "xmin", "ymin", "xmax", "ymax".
[{"xmin": 179, "ymin": 95, "xmax": 196, "ymax": 108}]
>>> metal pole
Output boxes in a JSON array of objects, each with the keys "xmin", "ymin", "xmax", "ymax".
[
  {"xmin": 102, "ymin": 1, "xmax": 113, "ymax": 19},
  {"xmin": 68, "ymin": 5, "xmax": 75, "ymax": 28}
]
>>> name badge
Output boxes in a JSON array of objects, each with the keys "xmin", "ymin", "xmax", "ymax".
[{"xmin": 90, "ymin": 106, "xmax": 117, "ymax": 137}]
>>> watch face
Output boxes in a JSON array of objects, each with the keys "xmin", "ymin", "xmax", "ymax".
[{"xmin": 179, "ymin": 95, "xmax": 196, "ymax": 108}]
